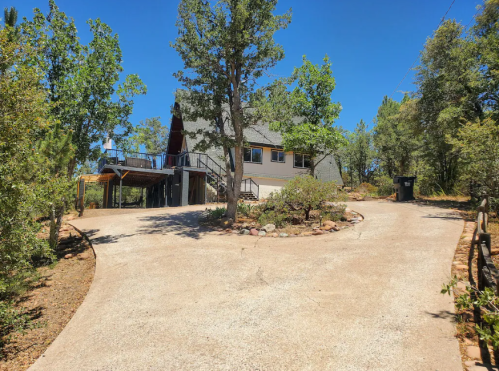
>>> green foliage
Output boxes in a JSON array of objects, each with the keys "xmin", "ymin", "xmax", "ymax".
[
  {"xmin": 256, "ymin": 175, "xmax": 344, "ymax": 225},
  {"xmin": 265, "ymin": 55, "xmax": 344, "ymax": 175},
  {"xmin": 373, "ymin": 175, "xmax": 394, "ymax": 196},
  {"xmin": 356, "ymin": 183, "xmax": 378, "ymax": 196},
  {"xmin": 448, "ymin": 119, "xmax": 499, "ymax": 203},
  {"xmin": 205, "ymin": 207, "xmax": 227, "ymax": 220},
  {"xmin": 21, "ymin": 0, "xmax": 147, "ymax": 176},
  {"xmin": 0, "ymin": 27, "xmax": 54, "ymax": 343},
  {"xmin": 171, "ymin": 0, "xmax": 292, "ymax": 220},
  {"xmin": 442, "ymin": 276, "xmax": 499, "ymax": 350},
  {"xmin": 121, "ymin": 117, "xmax": 169, "ymax": 155},
  {"xmin": 237, "ymin": 202, "xmax": 254, "ymax": 218}
]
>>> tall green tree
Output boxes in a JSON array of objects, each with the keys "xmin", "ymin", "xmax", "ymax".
[
  {"xmin": 268, "ymin": 55, "xmax": 344, "ymax": 176},
  {"xmin": 135, "ymin": 117, "xmax": 169, "ymax": 154},
  {"xmin": 373, "ymin": 95, "xmax": 419, "ymax": 177},
  {"xmin": 21, "ymin": 0, "xmax": 147, "ymax": 177},
  {"xmin": 0, "ymin": 27, "xmax": 53, "ymax": 339},
  {"xmin": 172, "ymin": 0, "xmax": 291, "ymax": 220},
  {"xmin": 3, "ymin": 7, "xmax": 17, "ymax": 27}
]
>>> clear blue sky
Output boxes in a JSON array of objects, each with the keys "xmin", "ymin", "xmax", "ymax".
[{"xmin": 12, "ymin": 0, "xmax": 482, "ymax": 132}]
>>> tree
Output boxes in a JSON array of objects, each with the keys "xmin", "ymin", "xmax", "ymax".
[
  {"xmin": 0, "ymin": 27, "xmax": 53, "ymax": 338},
  {"xmin": 34, "ymin": 123, "xmax": 74, "ymax": 249},
  {"xmin": 373, "ymin": 95, "xmax": 419, "ymax": 177},
  {"xmin": 21, "ymin": 0, "xmax": 147, "ymax": 177},
  {"xmin": 171, "ymin": 0, "xmax": 291, "ymax": 220},
  {"xmin": 344, "ymin": 120, "xmax": 376, "ymax": 186},
  {"xmin": 135, "ymin": 117, "xmax": 169, "ymax": 154},
  {"xmin": 268, "ymin": 55, "xmax": 344, "ymax": 176},
  {"xmin": 411, "ymin": 20, "xmax": 483, "ymax": 193},
  {"xmin": 3, "ymin": 7, "xmax": 17, "ymax": 27}
]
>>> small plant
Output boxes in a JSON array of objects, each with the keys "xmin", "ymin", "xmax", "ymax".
[
  {"xmin": 237, "ymin": 202, "xmax": 254, "ymax": 217},
  {"xmin": 356, "ymin": 183, "xmax": 378, "ymax": 196},
  {"xmin": 205, "ymin": 207, "xmax": 226, "ymax": 220},
  {"xmin": 442, "ymin": 277, "xmax": 499, "ymax": 350}
]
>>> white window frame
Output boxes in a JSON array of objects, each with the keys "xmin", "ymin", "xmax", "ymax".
[
  {"xmin": 244, "ymin": 147, "xmax": 263, "ymax": 164},
  {"xmin": 271, "ymin": 149, "xmax": 285, "ymax": 163},
  {"xmin": 293, "ymin": 153, "xmax": 311, "ymax": 168}
]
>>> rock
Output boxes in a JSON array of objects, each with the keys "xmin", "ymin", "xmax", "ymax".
[
  {"xmin": 271, "ymin": 233, "xmax": 279, "ymax": 238},
  {"xmin": 77, "ymin": 252, "xmax": 90, "ymax": 260},
  {"xmin": 241, "ymin": 222, "xmax": 249, "ymax": 229},
  {"xmin": 466, "ymin": 345, "xmax": 482, "ymax": 360},
  {"xmin": 313, "ymin": 230, "xmax": 324, "ymax": 235},
  {"xmin": 463, "ymin": 338, "xmax": 474, "ymax": 346},
  {"xmin": 279, "ymin": 233, "xmax": 288, "ymax": 237},
  {"xmin": 320, "ymin": 225, "xmax": 333, "ymax": 231},
  {"xmin": 64, "ymin": 253, "xmax": 73, "ymax": 259},
  {"xmin": 456, "ymin": 264, "xmax": 468, "ymax": 270},
  {"xmin": 240, "ymin": 229, "xmax": 250, "ymax": 235},
  {"xmin": 302, "ymin": 232, "xmax": 314, "ymax": 236},
  {"xmin": 323, "ymin": 220, "xmax": 337, "ymax": 227},
  {"xmin": 225, "ymin": 228, "xmax": 232, "ymax": 233},
  {"xmin": 249, "ymin": 228, "xmax": 259, "ymax": 236},
  {"xmin": 258, "ymin": 231, "xmax": 267, "ymax": 237},
  {"xmin": 262, "ymin": 224, "xmax": 276, "ymax": 233},
  {"xmin": 332, "ymin": 226, "xmax": 340, "ymax": 231}
]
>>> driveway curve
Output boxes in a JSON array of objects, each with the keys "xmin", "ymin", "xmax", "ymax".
[{"xmin": 30, "ymin": 201, "xmax": 463, "ymax": 371}]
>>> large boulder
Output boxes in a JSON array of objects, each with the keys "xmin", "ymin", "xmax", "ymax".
[{"xmin": 323, "ymin": 220, "xmax": 337, "ymax": 228}]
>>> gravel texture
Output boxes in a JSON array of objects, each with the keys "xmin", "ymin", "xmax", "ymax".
[{"xmin": 29, "ymin": 201, "xmax": 463, "ymax": 371}]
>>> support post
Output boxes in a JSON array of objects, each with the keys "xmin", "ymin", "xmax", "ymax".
[{"xmin": 119, "ymin": 170, "xmax": 123, "ymax": 209}]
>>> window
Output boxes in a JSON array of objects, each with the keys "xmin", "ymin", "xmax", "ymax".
[
  {"xmin": 244, "ymin": 147, "xmax": 263, "ymax": 164},
  {"xmin": 271, "ymin": 150, "xmax": 285, "ymax": 163},
  {"xmin": 294, "ymin": 153, "xmax": 311, "ymax": 168}
]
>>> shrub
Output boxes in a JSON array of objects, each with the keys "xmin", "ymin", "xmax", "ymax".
[
  {"xmin": 373, "ymin": 175, "xmax": 394, "ymax": 196},
  {"xmin": 356, "ymin": 183, "xmax": 378, "ymax": 196},
  {"xmin": 237, "ymin": 202, "xmax": 254, "ymax": 217},
  {"xmin": 205, "ymin": 207, "xmax": 226, "ymax": 220},
  {"xmin": 254, "ymin": 175, "xmax": 346, "ymax": 225}
]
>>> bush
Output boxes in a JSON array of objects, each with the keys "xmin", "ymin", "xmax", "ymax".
[
  {"xmin": 373, "ymin": 175, "xmax": 394, "ymax": 196},
  {"xmin": 205, "ymin": 207, "xmax": 226, "ymax": 220},
  {"xmin": 254, "ymin": 175, "xmax": 345, "ymax": 226},
  {"xmin": 237, "ymin": 202, "xmax": 254, "ymax": 217},
  {"xmin": 356, "ymin": 183, "xmax": 378, "ymax": 196}
]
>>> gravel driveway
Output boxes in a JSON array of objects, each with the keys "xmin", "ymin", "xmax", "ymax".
[{"xmin": 29, "ymin": 201, "xmax": 463, "ymax": 371}]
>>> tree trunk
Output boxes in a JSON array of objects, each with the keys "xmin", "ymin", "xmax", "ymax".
[{"xmin": 49, "ymin": 203, "xmax": 65, "ymax": 250}]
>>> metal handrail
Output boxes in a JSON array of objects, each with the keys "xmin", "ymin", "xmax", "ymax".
[
  {"xmin": 99, "ymin": 149, "xmax": 166, "ymax": 171},
  {"xmin": 241, "ymin": 178, "xmax": 259, "ymax": 199}
]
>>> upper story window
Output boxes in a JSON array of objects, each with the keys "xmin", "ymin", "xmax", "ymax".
[
  {"xmin": 244, "ymin": 147, "xmax": 263, "ymax": 164},
  {"xmin": 271, "ymin": 150, "xmax": 285, "ymax": 163},
  {"xmin": 294, "ymin": 153, "xmax": 311, "ymax": 168}
]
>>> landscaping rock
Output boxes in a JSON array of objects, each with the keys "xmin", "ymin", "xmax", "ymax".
[
  {"xmin": 77, "ymin": 252, "xmax": 90, "ymax": 260},
  {"xmin": 313, "ymin": 230, "xmax": 324, "ymax": 235},
  {"xmin": 466, "ymin": 345, "xmax": 482, "ymax": 360},
  {"xmin": 241, "ymin": 222, "xmax": 249, "ymax": 229},
  {"xmin": 271, "ymin": 233, "xmax": 279, "ymax": 238},
  {"xmin": 332, "ymin": 226, "xmax": 340, "ymax": 231},
  {"xmin": 302, "ymin": 232, "xmax": 314, "ymax": 236},
  {"xmin": 320, "ymin": 225, "xmax": 333, "ymax": 231},
  {"xmin": 258, "ymin": 231, "xmax": 267, "ymax": 237},
  {"xmin": 249, "ymin": 228, "xmax": 259, "ymax": 236},
  {"xmin": 262, "ymin": 224, "xmax": 276, "ymax": 233},
  {"xmin": 240, "ymin": 229, "xmax": 250, "ymax": 235},
  {"xmin": 323, "ymin": 220, "xmax": 337, "ymax": 227},
  {"xmin": 279, "ymin": 233, "xmax": 288, "ymax": 237},
  {"xmin": 64, "ymin": 253, "xmax": 74, "ymax": 259}
]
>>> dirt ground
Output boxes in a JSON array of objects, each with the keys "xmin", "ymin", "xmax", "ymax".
[{"xmin": 0, "ymin": 219, "xmax": 95, "ymax": 371}]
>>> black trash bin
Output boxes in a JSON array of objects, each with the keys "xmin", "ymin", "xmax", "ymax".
[{"xmin": 393, "ymin": 176, "xmax": 416, "ymax": 201}]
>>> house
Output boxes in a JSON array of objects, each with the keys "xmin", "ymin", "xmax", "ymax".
[
  {"xmin": 167, "ymin": 102, "xmax": 343, "ymax": 200},
  {"xmin": 82, "ymin": 102, "xmax": 343, "ymax": 210}
]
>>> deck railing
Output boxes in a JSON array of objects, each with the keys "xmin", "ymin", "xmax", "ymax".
[{"xmin": 98, "ymin": 149, "xmax": 166, "ymax": 172}]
